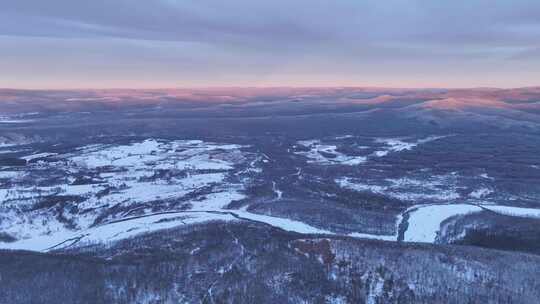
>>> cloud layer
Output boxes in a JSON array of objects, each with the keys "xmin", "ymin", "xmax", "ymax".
[{"xmin": 1, "ymin": 0, "xmax": 540, "ymax": 88}]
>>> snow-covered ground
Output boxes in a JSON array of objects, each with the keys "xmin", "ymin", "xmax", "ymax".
[
  {"xmin": 402, "ymin": 203, "xmax": 540, "ymax": 243},
  {"xmin": 0, "ymin": 119, "xmax": 34, "ymax": 124},
  {"xmin": 1, "ymin": 212, "xmax": 239, "ymax": 252},
  {"xmin": 234, "ymin": 207, "xmax": 334, "ymax": 235},
  {"xmin": 0, "ymin": 139, "xmax": 254, "ymax": 249},
  {"xmin": 337, "ymin": 174, "xmax": 461, "ymax": 202},
  {"xmin": 3, "ymin": 135, "xmax": 540, "ymax": 251},
  {"xmin": 0, "ymin": 171, "xmax": 22, "ymax": 179},
  {"xmin": 0, "ymin": 134, "xmax": 39, "ymax": 148},
  {"xmin": 21, "ymin": 152, "xmax": 59, "ymax": 161},
  {"xmin": 3, "ymin": 137, "xmax": 382, "ymax": 252},
  {"xmin": 469, "ymin": 187, "xmax": 493, "ymax": 199},
  {"xmin": 272, "ymin": 181, "xmax": 283, "ymax": 200},
  {"xmin": 294, "ymin": 135, "xmax": 448, "ymax": 166},
  {"xmin": 403, "ymin": 204, "xmax": 483, "ymax": 243},
  {"xmin": 348, "ymin": 232, "xmax": 397, "ymax": 241},
  {"xmin": 0, "ymin": 113, "xmax": 38, "ymax": 124},
  {"xmin": 483, "ymin": 205, "xmax": 540, "ymax": 219},
  {"xmin": 294, "ymin": 140, "xmax": 366, "ymax": 165},
  {"xmin": 373, "ymin": 135, "xmax": 447, "ymax": 157}
]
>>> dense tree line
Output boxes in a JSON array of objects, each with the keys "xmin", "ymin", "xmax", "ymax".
[{"xmin": 2, "ymin": 221, "xmax": 540, "ymax": 303}]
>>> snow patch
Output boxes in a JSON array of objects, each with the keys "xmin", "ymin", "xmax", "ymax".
[
  {"xmin": 1, "ymin": 212, "xmax": 238, "ymax": 252},
  {"xmin": 337, "ymin": 175, "xmax": 461, "ymax": 202},
  {"xmin": 482, "ymin": 205, "xmax": 540, "ymax": 219},
  {"xmin": 272, "ymin": 181, "xmax": 283, "ymax": 200},
  {"xmin": 469, "ymin": 188, "xmax": 493, "ymax": 199},
  {"xmin": 235, "ymin": 208, "xmax": 334, "ymax": 235},
  {"xmin": 348, "ymin": 232, "xmax": 396, "ymax": 242},
  {"xmin": 21, "ymin": 152, "xmax": 58, "ymax": 161},
  {"xmin": 0, "ymin": 139, "xmax": 254, "ymax": 248},
  {"xmin": 373, "ymin": 135, "xmax": 447, "ymax": 157},
  {"xmin": 295, "ymin": 140, "xmax": 366, "ymax": 166},
  {"xmin": 404, "ymin": 204, "xmax": 483, "ymax": 243}
]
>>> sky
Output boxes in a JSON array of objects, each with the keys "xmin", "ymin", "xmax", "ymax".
[{"xmin": 1, "ymin": 0, "xmax": 540, "ymax": 89}]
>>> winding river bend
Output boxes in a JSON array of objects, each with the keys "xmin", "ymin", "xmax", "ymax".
[{"xmin": 5, "ymin": 203, "xmax": 540, "ymax": 253}]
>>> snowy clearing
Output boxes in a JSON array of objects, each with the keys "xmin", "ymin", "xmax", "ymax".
[
  {"xmin": 1, "ymin": 212, "xmax": 238, "ymax": 252},
  {"xmin": 483, "ymin": 205, "xmax": 540, "ymax": 219},
  {"xmin": 295, "ymin": 140, "xmax": 366, "ymax": 165},
  {"xmin": 337, "ymin": 175, "xmax": 461, "ymax": 202},
  {"xmin": 403, "ymin": 204, "xmax": 483, "ymax": 243},
  {"xmin": 0, "ymin": 138, "xmax": 254, "ymax": 248}
]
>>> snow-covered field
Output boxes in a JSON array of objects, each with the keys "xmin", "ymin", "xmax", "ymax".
[
  {"xmin": 1, "ymin": 212, "xmax": 239, "ymax": 251},
  {"xmin": 294, "ymin": 140, "xmax": 366, "ymax": 165},
  {"xmin": 1, "ymin": 137, "xmax": 350, "ymax": 252},
  {"xmin": 2, "ymin": 135, "xmax": 540, "ymax": 251},
  {"xmin": 482, "ymin": 205, "xmax": 540, "ymax": 219},
  {"xmin": 403, "ymin": 204, "xmax": 483, "ymax": 243},
  {"xmin": 294, "ymin": 135, "xmax": 448, "ymax": 165},
  {"xmin": 373, "ymin": 136, "xmax": 447, "ymax": 157},
  {"xmin": 0, "ymin": 139, "xmax": 256, "ymax": 250},
  {"xmin": 234, "ymin": 207, "xmax": 334, "ymax": 235},
  {"xmin": 337, "ymin": 174, "xmax": 461, "ymax": 202},
  {"xmin": 0, "ymin": 119, "xmax": 34, "ymax": 124},
  {"xmin": 469, "ymin": 187, "xmax": 494, "ymax": 199},
  {"xmin": 339, "ymin": 172, "xmax": 540, "ymax": 243}
]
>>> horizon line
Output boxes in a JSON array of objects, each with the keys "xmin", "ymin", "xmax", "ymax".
[{"xmin": 1, "ymin": 85, "xmax": 539, "ymax": 92}]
